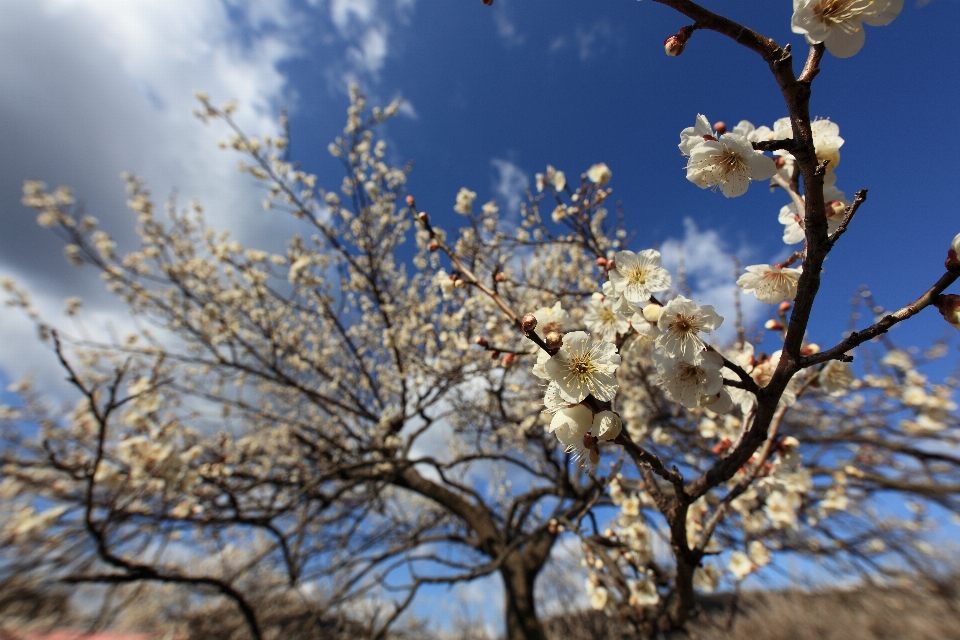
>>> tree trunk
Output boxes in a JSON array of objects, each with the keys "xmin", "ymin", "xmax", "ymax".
[{"xmin": 500, "ymin": 554, "xmax": 546, "ymax": 640}]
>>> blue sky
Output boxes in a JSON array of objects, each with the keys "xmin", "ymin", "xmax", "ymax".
[{"xmin": 1, "ymin": 0, "xmax": 959, "ymax": 631}]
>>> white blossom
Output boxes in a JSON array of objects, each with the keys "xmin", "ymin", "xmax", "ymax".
[
  {"xmin": 728, "ymin": 551, "xmax": 755, "ymax": 581},
  {"xmin": 655, "ymin": 351, "xmax": 725, "ymax": 409},
  {"xmin": 685, "ymin": 133, "xmax": 776, "ymax": 198},
  {"xmin": 748, "ymin": 540, "xmax": 771, "ymax": 567},
  {"xmin": 545, "ymin": 331, "xmax": 621, "ymax": 403},
  {"xmin": 737, "ymin": 264, "xmax": 803, "ymax": 304},
  {"xmin": 951, "ymin": 232, "xmax": 960, "ymax": 256},
  {"xmin": 678, "ymin": 114, "xmax": 714, "ymax": 157},
  {"xmin": 587, "ymin": 162, "xmax": 612, "ymax": 186},
  {"xmin": 454, "ymin": 187, "xmax": 477, "ymax": 215},
  {"xmin": 548, "ymin": 403, "xmax": 593, "ymax": 447},
  {"xmin": 628, "ymin": 569, "xmax": 660, "ymax": 606},
  {"xmin": 792, "ymin": 0, "xmax": 903, "ymax": 58},
  {"xmin": 820, "ymin": 360, "xmax": 855, "ymax": 395},
  {"xmin": 532, "ymin": 301, "xmax": 570, "ymax": 340},
  {"xmin": 609, "ymin": 249, "xmax": 672, "ymax": 305},
  {"xmin": 656, "ymin": 296, "xmax": 723, "ymax": 363},
  {"xmin": 584, "ymin": 292, "xmax": 631, "ymax": 343}
]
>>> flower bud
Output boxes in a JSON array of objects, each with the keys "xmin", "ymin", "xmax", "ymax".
[
  {"xmin": 826, "ymin": 200, "xmax": 846, "ymax": 220},
  {"xmin": 713, "ymin": 121, "xmax": 727, "ymax": 135},
  {"xmin": 764, "ymin": 319, "xmax": 783, "ymax": 331},
  {"xmin": 490, "ymin": 350, "xmax": 501, "ymax": 360},
  {"xmin": 495, "ymin": 272, "xmax": 506, "ymax": 282},
  {"xmin": 778, "ymin": 301, "xmax": 792, "ymax": 314},
  {"xmin": 544, "ymin": 331, "xmax": 562, "ymax": 351},
  {"xmin": 502, "ymin": 353, "xmax": 515, "ymax": 366},
  {"xmin": 521, "ymin": 314, "xmax": 538, "ymax": 334},
  {"xmin": 417, "ymin": 211, "xmax": 429, "ymax": 224},
  {"xmin": 453, "ymin": 278, "xmax": 465, "ymax": 288},
  {"xmin": 481, "ymin": 0, "xmax": 494, "ymax": 5},
  {"xmin": 663, "ymin": 25, "xmax": 694, "ymax": 57},
  {"xmin": 405, "ymin": 195, "xmax": 416, "ymax": 207},
  {"xmin": 801, "ymin": 343, "xmax": 821, "ymax": 356},
  {"xmin": 593, "ymin": 410, "xmax": 622, "ymax": 441},
  {"xmin": 605, "ymin": 259, "xmax": 615, "ymax": 272},
  {"xmin": 595, "ymin": 257, "xmax": 607, "ymax": 268},
  {"xmin": 428, "ymin": 240, "xmax": 440, "ymax": 252},
  {"xmin": 642, "ymin": 304, "xmax": 662, "ymax": 324},
  {"xmin": 946, "ymin": 232, "xmax": 960, "ymax": 272},
  {"xmin": 935, "ymin": 294, "xmax": 960, "ymax": 331},
  {"xmin": 475, "ymin": 336, "xmax": 489, "ymax": 348}
]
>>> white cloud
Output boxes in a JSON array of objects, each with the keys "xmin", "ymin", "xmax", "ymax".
[
  {"xmin": 0, "ymin": 0, "xmax": 313, "ymax": 390},
  {"xmin": 575, "ymin": 20, "xmax": 613, "ymax": 61},
  {"xmin": 490, "ymin": 159, "xmax": 529, "ymax": 218},
  {"xmin": 492, "ymin": 1, "xmax": 524, "ymax": 47}
]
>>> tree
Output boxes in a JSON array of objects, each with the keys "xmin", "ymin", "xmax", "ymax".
[{"xmin": 2, "ymin": 1, "xmax": 959, "ymax": 639}]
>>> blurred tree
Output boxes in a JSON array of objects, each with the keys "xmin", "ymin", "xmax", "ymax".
[{"xmin": 2, "ymin": 2, "xmax": 959, "ymax": 640}]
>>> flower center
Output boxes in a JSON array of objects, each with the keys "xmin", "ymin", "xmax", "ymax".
[
  {"xmin": 571, "ymin": 358, "xmax": 593, "ymax": 376},
  {"xmin": 600, "ymin": 307, "xmax": 617, "ymax": 324},
  {"xmin": 816, "ymin": 0, "xmax": 872, "ymax": 27},
  {"xmin": 628, "ymin": 267, "xmax": 648, "ymax": 287},
  {"xmin": 717, "ymin": 149, "xmax": 747, "ymax": 176}
]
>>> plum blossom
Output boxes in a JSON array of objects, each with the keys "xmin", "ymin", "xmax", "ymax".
[
  {"xmin": 792, "ymin": 0, "xmax": 904, "ymax": 58},
  {"xmin": 454, "ymin": 187, "xmax": 477, "ymax": 215},
  {"xmin": 820, "ymin": 360, "xmax": 855, "ymax": 395},
  {"xmin": 678, "ymin": 114, "xmax": 714, "ymax": 156},
  {"xmin": 587, "ymin": 162, "xmax": 612, "ymax": 186},
  {"xmin": 609, "ymin": 249, "xmax": 672, "ymax": 305},
  {"xmin": 654, "ymin": 350, "xmax": 725, "ymax": 408},
  {"xmin": 685, "ymin": 133, "xmax": 777, "ymax": 198},
  {"xmin": 728, "ymin": 551, "xmax": 755, "ymax": 581},
  {"xmin": 544, "ymin": 331, "xmax": 621, "ymax": 403},
  {"xmin": 548, "ymin": 403, "xmax": 593, "ymax": 447},
  {"xmin": 628, "ymin": 569, "xmax": 660, "ymax": 606},
  {"xmin": 531, "ymin": 301, "xmax": 569, "ymax": 340},
  {"xmin": 737, "ymin": 264, "xmax": 803, "ymax": 303},
  {"xmin": 656, "ymin": 296, "xmax": 723, "ymax": 363},
  {"xmin": 584, "ymin": 292, "xmax": 631, "ymax": 343},
  {"xmin": 774, "ymin": 116, "xmax": 844, "ymax": 171}
]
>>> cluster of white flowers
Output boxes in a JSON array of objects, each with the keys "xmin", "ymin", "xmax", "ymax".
[{"xmin": 679, "ymin": 114, "xmax": 777, "ymax": 198}]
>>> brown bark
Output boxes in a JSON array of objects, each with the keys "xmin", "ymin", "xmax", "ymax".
[{"xmin": 501, "ymin": 552, "xmax": 545, "ymax": 640}]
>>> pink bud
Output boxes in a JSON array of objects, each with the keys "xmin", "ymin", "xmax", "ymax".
[
  {"xmin": 778, "ymin": 301, "xmax": 792, "ymax": 314},
  {"xmin": 663, "ymin": 25, "xmax": 694, "ymax": 57},
  {"xmin": 502, "ymin": 353, "xmax": 515, "ymax": 366},
  {"xmin": 825, "ymin": 201, "xmax": 846, "ymax": 220},
  {"xmin": 405, "ymin": 195, "xmax": 415, "ymax": 207},
  {"xmin": 544, "ymin": 331, "xmax": 562, "ymax": 351},
  {"xmin": 605, "ymin": 259, "xmax": 615, "ymax": 272},
  {"xmin": 713, "ymin": 121, "xmax": 727, "ymax": 135},
  {"xmin": 946, "ymin": 248, "xmax": 960, "ymax": 273},
  {"xmin": 521, "ymin": 314, "xmax": 538, "ymax": 333},
  {"xmin": 475, "ymin": 336, "xmax": 489, "ymax": 348},
  {"xmin": 765, "ymin": 319, "xmax": 783, "ymax": 331},
  {"xmin": 428, "ymin": 240, "xmax": 440, "ymax": 252},
  {"xmin": 595, "ymin": 257, "xmax": 607, "ymax": 268},
  {"xmin": 495, "ymin": 272, "xmax": 506, "ymax": 282},
  {"xmin": 935, "ymin": 294, "xmax": 960, "ymax": 330}
]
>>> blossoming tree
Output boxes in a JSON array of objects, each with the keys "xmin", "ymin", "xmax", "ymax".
[{"xmin": 2, "ymin": 1, "xmax": 960, "ymax": 639}]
